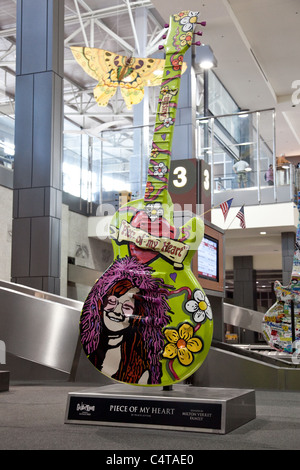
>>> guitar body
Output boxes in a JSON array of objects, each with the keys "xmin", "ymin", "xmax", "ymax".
[
  {"xmin": 262, "ymin": 279, "xmax": 300, "ymax": 353},
  {"xmin": 262, "ymin": 219, "xmax": 300, "ymax": 353},
  {"xmin": 79, "ymin": 11, "xmax": 213, "ymax": 387}
]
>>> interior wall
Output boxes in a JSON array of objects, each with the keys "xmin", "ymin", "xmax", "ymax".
[
  {"xmin": 61, "ymin": 204, "xmax": 113, "ymax": 301},
  {"xmin": 0, "ymin": 184, "xmax": 113, "ymax": 300},
  {"xmin": 225, "ymin": 252, "xmax": 282, "ymax": 271}
]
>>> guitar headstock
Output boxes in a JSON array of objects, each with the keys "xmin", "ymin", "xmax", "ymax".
[{"xmin": 159, "ymin": 11, "xmax": 206, "ymax": 55}]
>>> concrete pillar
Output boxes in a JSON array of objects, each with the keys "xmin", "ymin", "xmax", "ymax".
[
  {"xmin": 233, "ymin": 256, "xmax": 257, "ymax": 309},
  {"xmin": 172, "ymin": 48, "xmax": 197, "ymax": 161},
  {"xmin": 131, "ymin": 7, "xmax": 149, "ymax": 199},
  {"xmin": 233, "ymin": 256, "xmax": 257, "ymax": 343},
  {"xmin": 281, "ymin": 232, "xmax": 295, "ymax": 286},
  {"xmin": 11, "ymin": 0, "xmax": 64, "ymax": 294}
]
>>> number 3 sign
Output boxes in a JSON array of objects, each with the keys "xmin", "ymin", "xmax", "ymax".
[
  {"xmin": 170, "ymin": 160, "xmax": 196, "ymax": 194},
  {"xmin": 169, "ymin": 159, "xmax": 211, "ymax": 220},
  {"xmin": 173, "ymin": 166, "xmax": 188, "ymax": 188}
]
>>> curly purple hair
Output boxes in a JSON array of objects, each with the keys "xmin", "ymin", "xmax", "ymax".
[{"xmin": 80, "ymin": 256, "xmax": 172, "ymax": 384}]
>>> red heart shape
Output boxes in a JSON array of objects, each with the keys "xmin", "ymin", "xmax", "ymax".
[{"xmin": 129, "ymin": 211, "xmax": 176, "ymax": 264}]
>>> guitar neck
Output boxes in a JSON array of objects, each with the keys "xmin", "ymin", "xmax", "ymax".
[
  {"xmin": 144, "ymin": 54, "xmax": 182, "ymax": 205},
  {"xmin": 144, "ymin": 11, "xmax": 199, "ymax": 206}
]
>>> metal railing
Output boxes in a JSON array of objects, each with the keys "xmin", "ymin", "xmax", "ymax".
[
  {"xmin": 0, "ymin": 107, "xmax": 296, "ymax": 210},
  {"xmin": 195, "ymin": 108, "xmax": 295, "ymax": 205}
]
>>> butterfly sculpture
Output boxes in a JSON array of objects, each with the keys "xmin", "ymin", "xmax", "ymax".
[{"xmin": 71, "ymin": 46, "xmax": 187, "ymax": 109}]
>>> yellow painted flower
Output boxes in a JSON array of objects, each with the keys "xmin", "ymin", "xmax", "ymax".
[
  {"xmin": 174, "ymin": 11, "xmax": 189, "ymax": 21},
  {"xmin": 161, "ymin": 85, "xmax": 170, "ymax": 95},
  {"xmin": 163, "ymin": 323, "xmax": 203, "ymax": 366},
  {"xmin": 150, "ymin": 148, "xmax": 159, "ymax": 159},
  {"xmin": 179, "ymin": 33, "xmax": 193, "ymax": 47}
]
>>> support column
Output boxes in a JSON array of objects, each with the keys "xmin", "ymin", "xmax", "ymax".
[
  {"xmin": 131, "ymin": 7, "xmax": 149, "ymax": 199},
  {"xmin": 172, "ymin": 48, "xmax": 197, "ymax": 161},
  {"xmin": 281, "ymin": 232, "xmax": 295, "ymax": 286},
  {"xmin": 11, "ymin": 0, "xmax": 64, "ymax": 294},
  {"xmin": 233, "ymin": 256, "xmax": 257, "ymax": 343}
]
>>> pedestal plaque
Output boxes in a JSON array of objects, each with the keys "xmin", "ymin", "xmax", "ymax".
[{"xmin": 65, "ymin": 384, "xmax": 256, "ymax": 434}]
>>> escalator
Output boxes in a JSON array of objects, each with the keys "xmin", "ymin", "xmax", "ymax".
[
  {"xmin": 223, "ymin": 302, "xmax": 299, "ymax": 366},
  {"xmin": 0, "ymin": 280, "xmax": 82, "ymax": 377}
]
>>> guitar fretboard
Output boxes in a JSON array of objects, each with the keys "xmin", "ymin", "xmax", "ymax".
[{"xmin": 144, "ymin": 11, "xmax": 199, "ymax": 206}]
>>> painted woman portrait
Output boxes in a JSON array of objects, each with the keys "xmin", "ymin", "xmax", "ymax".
[{"xmin": 80, "ymin": 256, "xmax": 172, "ymax": 385}]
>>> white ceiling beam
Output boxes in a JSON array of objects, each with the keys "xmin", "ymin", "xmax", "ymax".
[
  {"xmin": 124, "ymin": 0, "xmax": 141, "ymax": 55},
  {"xmin": 64, "ymin": 20, "xmax": 90, "ymax": 45},
  {"xmin": 0, "ymin": 44, "xmax": 15, "ymax": 61},
  {"xmin": 90, "ymin": 17, "xmax": 95, "ymax": 48},
  {"xmin": 75, "ymin": 0, "xmax": 93, "ymax": 13},
  {"xmin": 65, "ymin": 1, "xmax": 153, "ymax": 25},
  {"xmin": 146, "ymin": 28, "xmax": 166, "ymax": 56},
  {"xmin": 73, "ymin": 0, "xmax": 89, "ymax": 47},
  {"xmin": 94, "ymin": 18, "xmax": 134, "ymax": 54},
  {"xmin": 0, "ymin": 61, "xmax": 15, "ymax": 67}
]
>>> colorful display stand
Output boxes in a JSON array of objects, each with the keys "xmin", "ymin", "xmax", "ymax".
[
  {"xmin": 66, "ymin": 10, "xmax": 256, "ymax": 434},
  {"xmin": 65, "ymin": 384, "xmax": 255, "ymax": 434}
]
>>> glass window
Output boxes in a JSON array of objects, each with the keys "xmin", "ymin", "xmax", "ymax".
[{"xmin": 0, "ymin": 114, "xmax": 15, "ymax": 169}]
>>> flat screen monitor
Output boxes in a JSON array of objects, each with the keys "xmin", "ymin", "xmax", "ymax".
[
  {"xmin": 192, "ymin": 222, "xmax": 224, "ymax": 293},
  {"xmin": 197, "ymin": 235, "xmax": 219, "ymax": 282}
]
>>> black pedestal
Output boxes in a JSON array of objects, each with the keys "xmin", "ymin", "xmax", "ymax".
[{"xmin": 0, "ymin": 371, "xmax": 9, "ymax": 392}]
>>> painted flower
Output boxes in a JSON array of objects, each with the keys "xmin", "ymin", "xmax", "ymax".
[
  {"xmin": 161, "ymin": 85, "xmax": 170, "ymax": 95},
  {"xmin": 171, "ymin": 54, "xmax": 184, "ymax": 71},
  {"xmin": 174, "ymin": 11, "xmax": 188, "ymax": 21},
  {"xmin": 185, "ymin": 289, "xmax": 212, "ymax": 324},
  {"xmin": 150, "ymin": 147, "xmax": 159, "ymax": 159},
  {"xmin": 179, "ymin": 11, "xmax": 198, "ymax": 32},
  {"xmin": 145, "ymin": 202, "xmax": 164, "ymax": 221},
  {"xmin": 153, "ymin": 162, "xmax": 168, "ymax": 177},
  {"xmin": 145, "ymin": 181, "xmax": 154, "ymax": 196},
  {"xmin": 163, "ymin": 323, "xmax": 203, "ymax": 366},
  {"xmin": 179, "ymin": 33, "xmax": 193, "ymax": 47},
  {"xmin": 163, "ymin": 117, "xmax": 174, "ymax": 128}
]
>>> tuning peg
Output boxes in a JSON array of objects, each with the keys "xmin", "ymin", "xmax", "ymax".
[
  {"xmin": 162, "ymin": 34, "xmax": 167, "ymax": 39},
  {"xmin": 192, "ymin": 41, "xmax": 202, "ymax": 46},
  {"xmin": 158, "ymin": 45, "xmax": 164, "ymax": 50},
  {"xmin": 164, "ymin": 23, "xmax": 169, "ymax": 28},
  {"xmin": 195, "ymin": 31, "xmax": 203, "ymax": 36},
  {"xmin": 197, "ymin": 21, "xmax": 206, "ymax": 26}
]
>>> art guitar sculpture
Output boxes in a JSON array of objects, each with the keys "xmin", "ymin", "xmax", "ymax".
[
  {"xmin": 262, "ymin": 215, "xmax": 300, "ymax": 353},
  {"xmin": 79, "ymin": 11, "xmax": 213, "ymax": 386}
]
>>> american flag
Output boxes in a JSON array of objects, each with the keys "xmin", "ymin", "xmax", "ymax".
[
  {"xmin": 236, "ymin": 205, "xmax": 246, "ymax": 229},
  {"xmin": 220, "ymin": 198, "xmax": 233, "ymax": 221}
]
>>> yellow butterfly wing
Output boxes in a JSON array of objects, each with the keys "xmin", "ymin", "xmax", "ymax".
[
  {"xmin": 70, "ymin": 46, "xmax": 107, "ymax": 81},
  {"xmin": 129, "ymin": 56, "xmax": 187, "ymax": 87},
  {"xmin": 71, "ymin": 47, "xmax": 119, "ymax": 106},
  {"xmin": 120, "ymin": 86, "xmax": 144, "ymax": 110},
  {"xmin": 117, "ymin": 56, "xmax": 187, "ymax": 109},
  {"xmin": 70, "ymin": 47, "xmax": 187, "ymax": 109}
]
